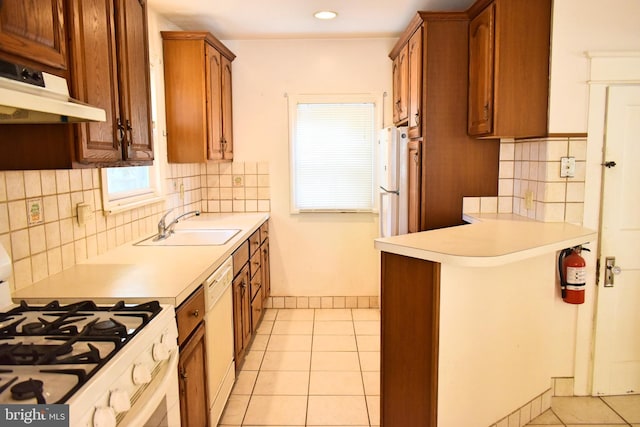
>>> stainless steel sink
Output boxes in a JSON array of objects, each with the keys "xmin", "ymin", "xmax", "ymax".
[{"xmin": 135, "ymin": 228, "xmax": 241, "ymax": 246}]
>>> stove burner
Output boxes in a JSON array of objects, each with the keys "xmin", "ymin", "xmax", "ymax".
[
  {"xmin": 94, "ymin": 319, "xmax": 117, "ymax": 331},
  {"xmin": 83, "ymin": 318, "xmax": 127, "ymax": 338},
  {"xmin": 11, "ymin": 378, "xmax": 45, "ymax": 403}
]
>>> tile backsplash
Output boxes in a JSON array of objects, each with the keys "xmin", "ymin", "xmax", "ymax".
[
  {"xmin": 464, "ymin": 136, "xmax": 587, "ymax": 224},
  {"xmin": 0, "ymin": 161, "xmax": 270, "ymax": 291}
]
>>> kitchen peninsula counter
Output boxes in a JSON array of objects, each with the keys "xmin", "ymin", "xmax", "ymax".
[
  {"xmin": 376, "ymin": 214, "xmax": 597, "ymax": 427},
  {"xmin": 374, "ymin": 213, "xmax": 597, "ymax": 267},
  {"xmin": 13, "ymin": 212, "xmax": 269, "ymax": 306}
]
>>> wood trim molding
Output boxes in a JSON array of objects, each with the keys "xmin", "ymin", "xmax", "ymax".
[
  {"xmin": 389, "ymin": 12, "xmax": 468, "ymax": 59},
  {"xmin": 161, "ymin": 31, "xmax": 236, "ymax": 61}
]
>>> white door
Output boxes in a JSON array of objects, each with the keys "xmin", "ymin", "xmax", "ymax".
[{"xmin": 592, "ymin": 85, "xmax": 640, "ymax": 395}]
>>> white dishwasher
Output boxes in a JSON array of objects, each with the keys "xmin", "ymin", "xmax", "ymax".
[{"xmin": 204, "ymin": 256, "xmax": 235, "ymax": 425}]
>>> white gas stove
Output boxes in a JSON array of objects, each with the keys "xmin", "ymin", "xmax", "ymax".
[{"xmin": 0, "ymin": 245, "xmax": 181, "ymax": 426}]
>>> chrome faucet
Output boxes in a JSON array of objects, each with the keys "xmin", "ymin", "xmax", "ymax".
[{"xmin": 156, "ymin": 208, "xmax": 201, "ymax": 240}]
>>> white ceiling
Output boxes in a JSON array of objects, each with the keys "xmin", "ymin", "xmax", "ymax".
[{"xmin": 147, "ymin": 0, "xmax": 476, "ymax": 40}]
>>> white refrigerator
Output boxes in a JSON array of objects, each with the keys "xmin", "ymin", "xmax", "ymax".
[{"xmin": 378, "ymin": 126, "xmax": 409, "ymax": 237}]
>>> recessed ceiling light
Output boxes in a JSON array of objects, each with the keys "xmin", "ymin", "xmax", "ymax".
[{"xmin": 314, "ymin": 10, "xmax": 338, "ymax": 20}]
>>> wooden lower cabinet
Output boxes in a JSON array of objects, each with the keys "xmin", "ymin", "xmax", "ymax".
[
  {"xmin": 231, "ymin": 221, "xmax": 270, "ymax": 369},
  {"xmin": 407, "ymin": 140, "xmax": 422, "ymax": 233},
  {"xmin": 176, "ymin": 286, "xmax": 208, "ymax": 427},
  {"xmin": 381, "ymin": 252, "xmax": 440, "ymax": 426},
  {"xmin": 261, "ymin": 238, "xmax": 271, "ymax": 302},
  {"xmin": 232, "ymin": 264, "xmax": 251, "ymax": 366}
]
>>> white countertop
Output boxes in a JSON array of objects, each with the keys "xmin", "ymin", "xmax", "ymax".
[
  {"xmin": 374, "ymin": 213, "xmax": 597, "ymax": 267},
  {"xmin": 12, "ymin": 212, "xmax": 269, "ymax": 306}
]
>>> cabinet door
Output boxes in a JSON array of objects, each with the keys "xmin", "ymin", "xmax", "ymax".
[
  {"xmin": 407, "ymin": 27, "xmax": 423, "ymax": 139},
  {"xmin": 261, "ymin": 238, "xmax": 271, "ymax": 302},
  {"xmin": 251, "ymin": 287, "xmax": 263, "ymax": 332},
  {"xmin": 68, "ymin": 0, "xmax": 122, "ymax": 164},
  {"xmin": 468, "ymin": 4, "xmax": 495, "ymax": 136},
  {"xmin": 0, "ymin": 0, "xmax": 67, "ymax": 70},
  {"xmin": 178, "ymin": 323, "xmax": 209, "ymax": 427},
  {"xmin": 206, "ymin": 44, "xmax": 224, "ymax": 160},
  {"xmin": 232, "ymin": 265, "xmax": 251, "ymax": 365},
  {"xmin": 407, "ymin": 140, "xmax": 421, "ymax": 233},
  {"xmin": 115, "ymin": 0, "xmax": 153, "ymax": 162},
  {"xmin": 392, "ymin": 45, "xmax": 408, "ymax": 124},
  {"xmin": 221, "ymin": 56, "xmax": 234, "ymax": 160}
]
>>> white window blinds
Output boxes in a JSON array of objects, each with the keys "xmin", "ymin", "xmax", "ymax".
[{"xmin": 291, "ymin": 98, "xmax": 376, "ymax": 212}]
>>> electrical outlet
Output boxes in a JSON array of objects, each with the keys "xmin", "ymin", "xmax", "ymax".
[
  {"xmin": 560, "ymin": 156, "xmax": 576, "ymax": 178},
  {"xmin": 525, "ymin": 190, "xmax": 535, "ymax": 210}
]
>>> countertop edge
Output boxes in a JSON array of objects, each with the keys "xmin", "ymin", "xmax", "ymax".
[{"xmin": 375, "ymin": 214, "xmax": 598, "ymax": 267}]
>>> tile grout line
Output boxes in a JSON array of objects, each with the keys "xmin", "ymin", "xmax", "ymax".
[
  {"xmin": 352, "ymin": 308, "xmax": 373, "ymax": 427},
  {"xmin": 240, "ymin": 308, "xmax": 275, "ymax": 427},
  {"xmin": 597, "ymin": 396, "xmax": 633, "ymax": 426},
  {"xmin": 304, "ymin": 308, "xmax": 316, "ymax": 427}
]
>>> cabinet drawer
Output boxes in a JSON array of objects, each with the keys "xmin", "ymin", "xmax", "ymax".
[
  {"xmin": 260, "ymin": 221, "xmax": 269, "ymax": 243},
  {"xmin": 232, "ymin": 240, "xmax": 249, "ymax": 278},
  {"xmin": 176, "ymin": 286, "xmax": 205, "ymax": 347},
  {"xmin": 250, "ymin": 268, "xmax": 261, "ymax": 301},
  {"xmin": 249, "ymin": 229, "xmax": 261, "ymax": 255},
  {"xmin": 250, "ymin": 250, "xmax": 261, "ymax": 278}
]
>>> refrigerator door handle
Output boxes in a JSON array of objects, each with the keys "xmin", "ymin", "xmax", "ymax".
[{"xmin": 379, "ymin": 186, "xmax": 399, "ymax": 195}]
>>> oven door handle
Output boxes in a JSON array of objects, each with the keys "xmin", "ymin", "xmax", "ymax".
[{"xmin": 118, "ymin": 349, "xmax": 180, "ymax": 426}]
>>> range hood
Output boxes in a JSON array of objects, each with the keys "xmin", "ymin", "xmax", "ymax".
[{"xmin": 0, "ymin": 60, "xmax": 106, "ymax": 124}]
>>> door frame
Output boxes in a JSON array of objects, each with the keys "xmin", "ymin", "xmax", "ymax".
[{"xmin": 576, "ymin": 52, "xmax": 640, "ymax": 395}]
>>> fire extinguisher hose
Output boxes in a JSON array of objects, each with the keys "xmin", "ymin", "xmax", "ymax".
[{"xmin": 558, "ymin": 248, "xmax": 571, "ymax": 298}]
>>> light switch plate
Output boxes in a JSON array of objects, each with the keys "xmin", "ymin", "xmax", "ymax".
[{"xmin": 560, "ymin": 157, "xmax": 576, "ymax": 178}]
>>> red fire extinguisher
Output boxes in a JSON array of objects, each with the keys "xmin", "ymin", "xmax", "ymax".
[{"xmin": 558, "ymin": 246, "xmax": 590, "ymax": 304}]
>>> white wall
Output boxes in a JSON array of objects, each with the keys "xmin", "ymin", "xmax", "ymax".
[
  {"xmin": 548, "ymin": 0, "xmax": 640, "ymax": 133},
  {"xmin": 548, "ymin": 0, "xmax": 640, "ymax": 393},
  {"xmin": 223, "ymin": 38, "xmax": 395, "ymax": 297}
]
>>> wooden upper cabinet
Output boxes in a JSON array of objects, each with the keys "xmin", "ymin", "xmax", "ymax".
[
  {"xmin": 116, "ymin": 0, "xmax": 154, "ymax": 162},
  {"xmin": 468, "ymin": 5, "xmax": 494, "ymax": 136},
  {"xmin": 407, "ymin": 27, "xmax": 423, "ymax": 139},
  {"xmin": 221, "ymin": 56, "xmax": 234, "ymax": 160},
  {"xmin": 162, "ymin": 31, "xmax": 235, "ymax": 163},
  {"xmin": 467, "ymin": 0, "xmax": 551, "ymax": 139},
  {"xmin": 391, "ymin": 44, "xmax": 408, "ymax": 125},
  {"xmin": 0, "ymin": 0, "xmax": 67, "ymax": 72},
  {"xmin": 68, "ymin": 0, "xmax": 153, "ymax": 166}
]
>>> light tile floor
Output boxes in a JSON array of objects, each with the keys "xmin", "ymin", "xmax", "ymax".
[
  {"xmin": 525, "ymin": 395, "xmax": 640, "ymax": 427},
  {"xmin": 219, "ymin": 308, "xmax": 640, "ymax": 427},
  {"xmin": 218, "ymin": 308, "xmax": 381, "ymax": 427}
]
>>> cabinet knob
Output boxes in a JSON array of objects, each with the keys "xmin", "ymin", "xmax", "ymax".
[{"xmin": 192, "ymin": 309, "xmax": 200, "ymax": 318}]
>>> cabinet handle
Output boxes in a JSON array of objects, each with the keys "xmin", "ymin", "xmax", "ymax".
[
  {"xmin": 126, "ymin": 119, "xmax": 133, "ymax": 147},
  {"xmin": 483, "ymin": 104, "xmax": 489, "ymax": 120},
  {"xmin": 179, "ymin": 367, "xmax": 187, "ymax": 380},
  {"xmin": 414, "ymin": 108, "xmax": 420, "ymax": 127},
  {"xmin": 192, "ymin": 309, "xmax": 199, "ymax": 318},
  {"xmin": 116, "ymin": 118, "xmax": 125, "ymax": 147}
]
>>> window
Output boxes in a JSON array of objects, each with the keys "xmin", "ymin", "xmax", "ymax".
[
  {"xmin": 289, "ymin": 94, "xmax": 378, "ymax": 212},
  {"xmin": 101, "ymin": 165, "xmax": 162, "ymax": 213}
]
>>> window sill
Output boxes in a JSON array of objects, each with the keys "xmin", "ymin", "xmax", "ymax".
[{"xmin": 102, "ymin": 195, "xmax": 166, "ymax": 216}]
